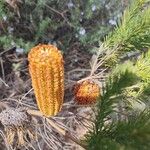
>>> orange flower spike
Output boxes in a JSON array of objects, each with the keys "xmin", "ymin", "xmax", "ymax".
[
  {"xmin": 28, "ymin": 44, "xmax": 64, "ymax": 117},
  {"xmin": 74, "ymin": 80, "xmax": 100, "ymax": 105}
]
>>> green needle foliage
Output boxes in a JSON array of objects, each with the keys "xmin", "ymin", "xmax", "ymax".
[
  {"xmin": 95, "ymin": 68, "xmax": 139, "ymax": 133},
  {"xmin": 99, "ymin": 0, "xmax": 150, "ymax": 66},
  {"xmin": 85, "ymin": 1, "xmax": 150, "ymax": 149},
  {"xmin": 106, "ymin": 0, "xmax": 150, "ymax": 48},
  {"xmin": 135, "ymin": 50, "xmax": 150, "ymax": 83},
  {"xmin": 86, "ymin": 110, "xmax": 150, "ymax": 150},
  {"xmin": 85, "ymin": 64, "xmax": 150, "ymax": 150},
  {"xmin": 133, "ymin": 49, "xmax": 150, "ymax": 98},
  {"xmin": 116, "ymin": 49, "xmax": 150, "ymax": 104}
]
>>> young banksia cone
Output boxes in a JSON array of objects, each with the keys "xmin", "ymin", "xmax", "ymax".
[
  {"xmin": 74, "ymin": 80, "xmax": 100, "ymax": 104},
  {"xmin": 28, "ymin": 44, "xmax": 64, "ymax": 117}
]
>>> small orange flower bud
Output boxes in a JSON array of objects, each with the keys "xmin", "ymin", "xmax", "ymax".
[
  {"xmin": 28, "ymin": 44, "xmax": 64, "ymax": 117},
  {"xmin": 74, "ymin": 80, "xmax": 100, "ymax": 104}
]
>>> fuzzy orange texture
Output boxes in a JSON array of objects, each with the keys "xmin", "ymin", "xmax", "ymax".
[
  {"xmin": 28, "ymin": 44, "xmax": 64, "ymax": 117},
  {"xmin": 74, "ymin": 80, "xmax": 100, "ymax": 105}
]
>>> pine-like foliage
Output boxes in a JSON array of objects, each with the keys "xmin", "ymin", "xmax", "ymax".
[
  {"xmin": 85, "ymin": 60, "xmax": 150, "ymax": 149},
  {"xmin": 106, "ymin": 0, "xmax": 150, "ymax": 64},
  {"xmin": 85, "ymin": 0, "xmax": 150, "ymax": 149},
  {"xmin": 93, "ymin": 0, "xmax": 150, "ymax": 66},
  {"xmin": 135, "ymin": 50, "xmax": 150, "ymax": 83},
  {"xmin": 106, "ymin": 0, "xmax": 150, "ymax": 49},
  {"xmin": 86, "ymin": 110, "xmax": 150, "ymax": 150}
]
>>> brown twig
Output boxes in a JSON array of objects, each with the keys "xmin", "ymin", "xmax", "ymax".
[
  {"xmin": 0, "ymin": 47, "xmax": 15, "ymax": 56},
  {"xmin": 0, "ymin": 77, "xmax": 9, "ymax": 87},
  {"xmin": 45, "ymin": 4, "xmax": 73, "ymax": 27}
]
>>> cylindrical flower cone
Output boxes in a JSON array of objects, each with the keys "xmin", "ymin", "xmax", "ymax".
[
  {"xmin": 74, "ymin": 80, "xmax": 100, "ymax": 105},
  {"xmin": 28, "ymin": 44, "xmax": 64, "ymax": 117}
]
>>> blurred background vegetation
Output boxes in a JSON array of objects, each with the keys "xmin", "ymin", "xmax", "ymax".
[{"xmin": 0, "ymin": 0, "xmax": 126, "ymax": 53}]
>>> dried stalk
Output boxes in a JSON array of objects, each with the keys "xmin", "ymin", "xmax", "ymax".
[{"xmin": 27, "ymin": 109, "xmax": 87, "ymax": 149}]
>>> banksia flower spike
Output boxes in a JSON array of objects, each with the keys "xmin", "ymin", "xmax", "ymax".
[
  {"xmin": 28, "ymin": 44, "xmax": 64, "ymax": 117},
  {"xmin": 74, "ymin": 80, "xmax": 100, "ymax": 105}
]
